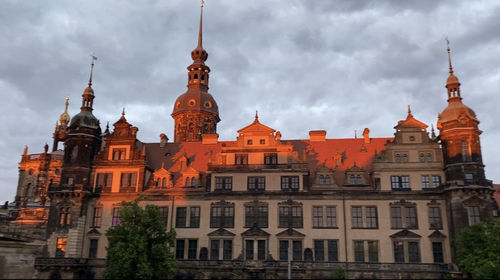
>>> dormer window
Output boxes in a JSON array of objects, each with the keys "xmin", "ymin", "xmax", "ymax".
[
  {"xmin": 318, "ymin": 175, "xmax": 332, "ymax": 185},
  {"xmin": 348, "ymin": 175, "xmax": 362, "ymax": 185},
  {"xmin": 264, "ymin": 153, "xmax": 277, "ymax": 165}
]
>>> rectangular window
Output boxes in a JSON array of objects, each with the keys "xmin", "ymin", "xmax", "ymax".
[
  {"xmin": 176, "ymin": 207, "xmax": 187, "ymax": 228},
  {"xmin": 245, "ymin": 240, "xmax": 254, "ymax": 260},
  {"xmin": 432, "ymin": 242, "xmax": 444, "ymax": 263},
  {"xmin": 326, "ymin": 206, "xmax": 337, "ymax": 227},
  {"xmin": 215, "ymin": 176, "xmax": 232, "ymax": 191},
  {"xmin": 367, "ymin": 241, "xmax": 378, "ymax": 262},
  {"xmin": 210, "ymin": 204, "xmax": 234, "ymax": 228},
  {"xmin": 313, "ymin": 206, "xmax": 323, "ymax": 228},
  {"xmin": 245, "ymin": 205, "xmax": 268, "ymax": 228},
  {"xmin": 292, "ymin": 240, "xmax": 302, "ymax": 261},
  {"xmin": 257, "ymin": 240, "xmax": 266, "ymax": 260},
  {"xmin": 112, "ymin": 208, "xmax": 120, "ymax": 226},
  {"xmin": 188, "ymin": 240, "xmax": 197, "ymax": 260},
  {"xmin": 391, "ymin": 175, "xmax": 410, "ymax": 190},
  {"xmin": 88, "ymin": 239, "xmax": 98, "ymax": 258},
  {"xmin": 112, "ymin": 148, "xmax": 126, "ymax": 160},
  {"xmin": 92, "ymin": 207, "xmax": 102, "ymax": 228},
  {"xmin": 405, "ymin": 206, "xmax": 418, "ymax": 229},
  {"xmin": 432, "ymin": 176, "xmax": 441, "ymax": 188},
  {"xmin": 421, "ymin": 175, "xmax": 430, "ymax": 188},
  {"xmin": 120, "ymin": 172, "xmax": 137, "ymax": 187},
  {"xmin": 408, "ymin": 242, "xmax": 420, "ymax": 263},
  {"xmin": 210, "ymin": 240, "xmax": 219, "ymax": 260},
  {"xmin": 365, "ymin": 207, "xmax": 378, "ymax": 228},
  {"xmin": 235, "ymin": 154, "xmax": 248, "ymax": 165},
  {"xmin": 390, "ymin": 207, "xmax": 402, "ymax": 228},
  {"xmin": 468, "ymin": 206, "xmax": 481, "ymax": 225},
  {"xmin": 281, "ymin": 176, "xmax": 299, "ymax": 192},
  {"xmin": 264, "ymin": 153, "xmax": 278, "ymax": 165},
  {"xmin": 189, "ymin": 206, "xmax": 200, "ymax": 228},
  {"xmin": 56, "ymin": 237, "xmax": 67, "ymax": 257},
  {"xmin": 159, "ymin": 207, "xmax": 168, "ymax": 226},
  {"xmin": 328, "ymin": 240, "xmax": 338, "ymax": 261},
  {"xmin": 394, "ymin": 241, "xmax": 404, "ymax": 263},
  {"xmin": 279, "ymin": 240, "xmax": 288, "ymax": 261},
  {"xmin": 279, "ymin": 205, "xmax": 303, "ymax": 228},
  {"xmin": 429, "ymin": 206, "xmax": 442, "ymax": 229},
  {"xmin": 223, "ymin": 240, "xmax": 233, "ymax": 260},
  {"xmin": 351, "ymin": 206, "xmax": 363, "ymax": 228},
  {"xmin": 248, "ymin": 176, "xmax": 266, "ymax": 191},
  {"xmin": 96, "ymin": 173, "xmax": 113, "ymax": 187},
  {"xmin": 354, "ymin": 241, "xmax": 365, "ymax": 262},
  {"xmin": 176, "ymin": 239, "xmax": 185, "ymax": 259},
  {"xmin": 314, "ymin": 240, "xmax": 324, "ymax": 261}
]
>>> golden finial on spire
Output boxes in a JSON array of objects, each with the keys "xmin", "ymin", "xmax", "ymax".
[
  {"xmin": 59, "ymin": 96, "xmax": 71, "ymax": 126},
  {"xmin": 445, "ymin": 37, "xmax": 453, "ymax": 75}
]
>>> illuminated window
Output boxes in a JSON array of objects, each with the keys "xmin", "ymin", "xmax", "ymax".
[
  {"xmin": 235, "ymin": 154, "xmax": 248, "ymax": 165},
  {"xmin": 59, "ymin": 207, "xmax": 71, "ymax": 226},
  {"xmin": 264, "ymin": 153, "xmax": 277, "ymax": 165},
  {"xmin": 112, "ymin": 148, "xmax": 126, "ymax": 160},
  {"xmin": 120, "ymin": 172, "xmax": 137, "ymax": 188},
  {"xmin": 96, "ymin": 173, "xmax": 112, "ymax": 188},
  {"xmin": 56, "ymin": 237, "xmax": 67, "ymax": 257}
]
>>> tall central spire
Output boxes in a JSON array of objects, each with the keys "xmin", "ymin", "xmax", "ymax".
[
  {"xmin": 81, "ymin": 56, "xmax": 97, "ymax": 111},
  {"xmin": 197, "ymin": 0, "xmax": 204, "ymax": 49},
  {"xmin": 444, "ymin": 39, "xmax": 461, "ymax": 101},
  {"xmin": 171, "ymin": 1, "xmax": 220, "ymax": 142}
]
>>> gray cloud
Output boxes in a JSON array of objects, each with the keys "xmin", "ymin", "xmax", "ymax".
[{"xmin": 1, "ymin": 0, "xmax": 499, "ymax": 202}]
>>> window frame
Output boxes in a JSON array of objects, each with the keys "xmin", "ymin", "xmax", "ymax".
[{"xmin": 281, "ymin": 176, "xmax": 300, "ymax": 192}]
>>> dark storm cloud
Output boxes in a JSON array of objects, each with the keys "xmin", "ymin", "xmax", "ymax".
[{"xmin": 1, "ymin": 0, "xmax": 499, "ymax": 202}]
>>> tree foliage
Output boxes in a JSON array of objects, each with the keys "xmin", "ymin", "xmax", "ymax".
[
  {"xmin": 455, "ymin": 217, "xmax": 500, "ymax": 279},
  {"xmin": 104, "ymin": 197, "xmax": 177, "ymax": 279}
]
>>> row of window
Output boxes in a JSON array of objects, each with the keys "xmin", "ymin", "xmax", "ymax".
[
  {"xmin": 214, "ymin": 176, "xmax": 299, "ymax": 192},
  {"xmin": 394, "ymin": 152, "xmax": 433, "ymax": 163},
  {"xmin": 91, "ymin": 203, "xmax": 484, "ymax": 230},
  {"xmin": 174, "ymin": 238, "xmax": 445, "ymax": 264},
  {"xmin": 391, "ymin": 175, "xmax": 441, "ymax": 190},
  {"xmin": 95, "ymin": 172, "xmax": 137, "ymax": 188},
  {"xmin": 234, "ymin": 153, "xmax": 278, "ymax": 165}
]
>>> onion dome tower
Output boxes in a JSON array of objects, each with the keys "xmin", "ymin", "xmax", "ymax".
[
  {"xmin": 437, "ymin": 41, "xmax": 496, "ymax": 240},
  {"xmin": 171, "ymin": 1, "xmax": 220, "ymax": 142},
  {"xmin": 59, "ymin": 57, "xmax": 102, "ymax": 190},
  {"xmin": 52, "ymin": 97, "xmax": 71, "ymax": 151}
]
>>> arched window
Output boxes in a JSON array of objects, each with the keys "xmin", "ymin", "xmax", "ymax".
[
  {"xmin": 426, "ymin": 153, "xmax": 433, "ymax": 162},
  {"xmin": 194, "ymin": 74, "xmax": 198, "ymax": 79},
  {"xmin": 419, "ymin": 153, "xmax": 425, "ymax": 162},
  {"xmin": 395, "ymin": 154, "xmax": 401, "ymax": 163},
  {"xmin": 185, "ymin": 177, "xmax": 191, "ymax": 187}
]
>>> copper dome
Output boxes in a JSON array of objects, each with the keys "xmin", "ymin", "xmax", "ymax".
[
  {"xmin": 438, "ymin": 99, "xmax": 478, "ymax": 125},
  {"xmin": 172, "ymin": 88, "xmax": 219, "ymax": 117}
]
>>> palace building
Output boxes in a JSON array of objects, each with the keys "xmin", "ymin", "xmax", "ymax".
[{"xmin": 1, "ymin": 4, "xmax": 498, "ymax": 280}]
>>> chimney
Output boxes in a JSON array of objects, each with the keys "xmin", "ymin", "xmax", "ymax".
[
  {"xmin": 309, "ymin": 130, "xmax": 326, "ymax": 142},
  {"xmin": 202, "ymin": 133, "xmax": 219, "ymax": 145},
  {"xmin": 160, "ymin": 133, "xmax": 169, "ymax": 148},
  {"xmin": 363, "ymin": 128, "xmax": 370, "ymax": 144}
]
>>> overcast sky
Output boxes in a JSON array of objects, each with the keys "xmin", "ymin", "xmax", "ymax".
[{"xmin": 1, "ymin": 0, "xmax": 499, "ymax": 203}]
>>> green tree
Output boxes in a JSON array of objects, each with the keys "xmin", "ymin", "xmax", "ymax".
[
  {"xmin": 455, "ymin": 217, "xmax": 500, "ymax": 279},
  {"xmin": 104, "ymin": 197, "xmax": 177, "ymax": 279}
]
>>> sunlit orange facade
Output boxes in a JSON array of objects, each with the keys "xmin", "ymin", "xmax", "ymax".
[{"xmin": 2, "ymin": 7, "xmax": 498, "ymax": 280}]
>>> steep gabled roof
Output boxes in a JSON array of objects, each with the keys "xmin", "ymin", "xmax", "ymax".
[{"xmin": 237, "ymin": 114, "xmax": 275, "ymax": 135}]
